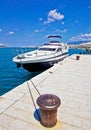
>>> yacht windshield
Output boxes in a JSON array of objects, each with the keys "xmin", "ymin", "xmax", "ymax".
[{"xmin": 39, "ymin": 48, "xmax": 56, "ymax": 51}]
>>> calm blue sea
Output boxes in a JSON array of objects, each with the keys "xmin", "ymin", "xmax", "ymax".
[{"xmin": 0, "ymin": 48, "xmax": 91, "ymax": 96}]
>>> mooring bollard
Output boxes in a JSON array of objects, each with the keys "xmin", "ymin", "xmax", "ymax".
[
  {"xmin": 36, "ymin": 94, "xmax": 61, "ymax": 127},
  {"xmin": 76, "ymin": 55, "xmax": 80, "ymax": 60}
]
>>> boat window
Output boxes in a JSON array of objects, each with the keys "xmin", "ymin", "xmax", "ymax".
[
  {"xmin": 39, "ymin": 48, "xmax": 56, "ymax": 51},
  {"xmin": 56, "ymin": 48, "xmax": 62, "ymax": 52}
]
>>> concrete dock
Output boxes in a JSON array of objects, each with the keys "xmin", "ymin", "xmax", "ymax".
[{"xmin": 0, "ymin": 54, "xmax": 91, "ymax": 130}]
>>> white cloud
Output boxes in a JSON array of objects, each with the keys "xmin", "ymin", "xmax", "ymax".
[
  {"xmin": 9, "ymin": 31, "xmax": 14, "ymax": 35},
  {"xmin": 44, "ymin": 9, "xmax": 64, "ymax": 24},
  {"xmin": 75, "ymin": 20, "xmax": 78, "ymax": 24},
  {"xmin": 69, "ymin": 33, "xmax": 91, "ymax": 42},
  {"xmin": 35, "ymin": 29, "xmax": 44, "ymax": 33},
  {"xmin": 56, "ymin": 29, "xmax": 68, "ymax": 33},
  {"xmin": 35, "ymin": 29, "xmax": 39, "ymax": 33},
  {"xmin": 88, "ymin": 6, "xmax": 91, "ymax": 9},
  {"xmin": 0, "ymin": 28, "xmax": 2, "ymax": 32},
  {"xmin": 61, "ymin": 22, "xmax": 64, "ymax": 25},
  {"xmin": 39, "ymin": 18, "xmax": 43, "ymax": 21}
]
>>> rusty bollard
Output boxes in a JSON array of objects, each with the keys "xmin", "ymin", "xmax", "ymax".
[
  {"xmin": 76, "ymin": 55, "xmax": 80, "ymax": 60},
  {"xmin": 36, "ymin": 94, "xmax": 61, "ymax": 127}
]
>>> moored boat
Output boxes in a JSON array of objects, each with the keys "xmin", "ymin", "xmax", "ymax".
[
  {"xmin": 13, "ymin": 36, "xmax": 69, "ymax": 72},
  {"xmin": 85, "ymin": 47, "xmax": 91, "ymax": 52}
]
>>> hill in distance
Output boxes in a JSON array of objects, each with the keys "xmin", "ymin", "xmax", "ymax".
[{"xmin": 0, "ymin": 43, "xmax": 7, "ymax": 47}]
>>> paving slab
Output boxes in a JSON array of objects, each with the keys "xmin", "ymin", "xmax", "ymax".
[{"xmin": 0, "ymin": 54, "xmax": 91, "ymax": 130}]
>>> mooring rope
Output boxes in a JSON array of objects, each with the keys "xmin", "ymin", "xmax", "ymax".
[
  {"xmin": 27, "ymin": 81, "xmax": 41, "ymax": 121},
  {"xmin": 30, "ymin": 79, "xmax": 41, "ymax": 96}
]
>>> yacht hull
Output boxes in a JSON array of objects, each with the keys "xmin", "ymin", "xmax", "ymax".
[
  {"xmin": 22, "ymin": 62, "xmax": 52, "ymax": 72},
  {"xmin": 16, "ymin": 53, "xmax": 68, "ymax": 72}
]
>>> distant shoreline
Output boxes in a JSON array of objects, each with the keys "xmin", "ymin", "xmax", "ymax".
[
  {"xmin": 0, "ymin": 46, "xmax": 38, "ymax": 48},
  {"xmin": 0, "ymin": 41, "xmax": 91, "ymax": 48}
]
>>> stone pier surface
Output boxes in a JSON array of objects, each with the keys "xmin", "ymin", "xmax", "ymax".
[{"xmin": 0, "ymin": 54, "xmax": 91, "ymax": 130}]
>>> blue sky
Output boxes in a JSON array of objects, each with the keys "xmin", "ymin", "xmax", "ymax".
[{"xmin": 0, "ymin": 0, "xmax": 91, "ymax": 47}]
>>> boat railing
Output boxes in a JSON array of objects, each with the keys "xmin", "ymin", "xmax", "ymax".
[
  {"xmin": 32, "ymin": 52, "xmax": 55, "ymax": 57},
  {"xmin": 24, "ymin": 51, "xmax": 54, "ymax": 58},
  {"xmin": 31, "ymin": 50, "xmax": 63, "ymax": 58}
]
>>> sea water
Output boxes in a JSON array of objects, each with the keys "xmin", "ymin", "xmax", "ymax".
[
  {"xmin": 0, "ymin": 47, "xmax": 40, "ymax": 96},
  {"xmin": 0, "ymin": 47, "xmax": 90, "ymax": 96}
]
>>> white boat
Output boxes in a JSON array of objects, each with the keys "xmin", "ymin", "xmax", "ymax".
[
  {"xmin": 13, "ymin": 36, "xmax": 69, "ymax": 72},
  {"xmin": 85, "ymin": 47, "xmax": 91, "ymax": 52}
]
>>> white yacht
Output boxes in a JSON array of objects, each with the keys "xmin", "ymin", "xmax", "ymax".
[{"xmin": 13, "ymin": 36, "xmax": 69, "ymax": 72}]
